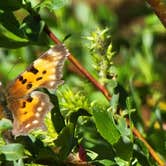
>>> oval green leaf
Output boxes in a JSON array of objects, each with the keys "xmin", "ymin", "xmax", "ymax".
[
  {"xmin": 0, "ymin": 143, "xmax": 24, "ymax": 161},
  {"xmin": 93, "ymin": 108, "xmax": 121, "ymax": 145}
]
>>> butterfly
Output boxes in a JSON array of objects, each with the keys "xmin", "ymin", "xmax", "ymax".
[{"xmin": 0, "ymin": 44, "xmax": 69, "ymax": 136}]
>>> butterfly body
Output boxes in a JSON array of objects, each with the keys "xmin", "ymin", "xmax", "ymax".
[{"xmin": 1, "ymin": 44, "xmax": 69, "ymax": 136}]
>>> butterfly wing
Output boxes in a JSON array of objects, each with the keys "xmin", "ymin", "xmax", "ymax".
[
  {"xmin": 0, "ymin": 104, "xmax": 5, "ymax": 119},
  {"xmin": 7, "ymin": 44, "xmax": 69, "ymax": 99},
  {"xmin": 10, "ymin": 91, "xmax": 53, "ymax": 136},
  {"xmin": 6, "ymin": 44, "xmax": 69, "ymax": 136}
]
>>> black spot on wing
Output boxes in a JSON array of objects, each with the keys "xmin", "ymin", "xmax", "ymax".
[
  {"xmin": 18, "ymin": 75, "xmax": 23, "ymax": 81},
  {"xmin": 18, "ymin": 75, "xmax": 27, "ymax": 84},
  {"xmin": 42, "ymin": 70, "xmax": 47, "ymax": 74},
  {"xmin": 22, "ymin": 101, "xmax": 26, "ymax": 108},
  {"xmin": 22, "ymin": 78, "xmax": 27, "ymax": 84},
  {"xmin": 26, "ymin": 83, "xmax": 32, "ymax": 89},
  {"xmin": 27, "ymin": 96, "xmax": 33, "ymax": 102},
  {"xmin": 36, "ymin": 77, "xmax": 42, "ymax": 81},
  {"xmin": 23, "ymin": 111, "xmax": 28, "ymax": 115},
  {"xmin": 27, "ymin": 65, "xmax": 39, "ymax": 74}
]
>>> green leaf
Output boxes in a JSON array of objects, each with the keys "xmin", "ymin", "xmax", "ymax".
[
  {"xmin": 117, "ymin": 117, "xmax": 131, "ymax": 137},
  {"xmin": 114, "ymin": 138, "xmax": 133, "ymax": 162},
  {"xmin": 0, "ymin": 0, "xmax": 23, "ymax": 11},
  {"xmin": 54, "ymin": 124, "xmax": 77, "ymax": 160},
  {"xmin": 52, "ymin": 0, "xmax": 69, "ymax": 10},
  {"xmin": 0, "ymin": 119, "xmax": 12, "ymax": 133},
  {"xmin": 110, "ymin": 93, "xmax": 119, "ymax": 113},
  {"xmin": 0, "ymin": 26, "xmax": 29, "ymax": 48},
  {"xmin": 114, "ymin": 157, "xmax": 129, "ymax": 166},
  {"xmin": 37, "ymin": 0, "xmax": 69, "ymax": 10},
  {"xmin": 134, "ymin": 51, "xmax": 153, "ymax": 84},
  {"xmin": 0, "ymin": 11, "xmax": 49, "ymax": 48},
  {"xmin": 68, "ymin": 108, "xmax": 91, "ymax": 124},
  {"xmin": 0, "ymin": 143, "xmax": 24, "ymax": 161},
  {"xmin": 133, "ymin": 139, "xmax": 151, "ymax": 166},
  {"xmin": 16, "ymin": 136, "xmax": 58, "ymax": 162},
  {"xmin": 21, "ymin": 15, "xmax": 49, "ymax": 45},
  {"xmin": 0, "ymin": 12, "xmax": 21, "ymax": 36},
  {"xmin": 49, "ymin": 93, "xmax": 65, "ymax": 133},
  {"xmin": 114, "ymin": 84, "xmax": 128, "ymax": 109},
  {"xmin": 0, "ymin": 12, "xmax": 29, "ymax": 48},
  {"xmin": 95, "ymin": 159, "xmax": 116, "ymax": 166},
  {"xmin": 14, "ymin": 159, "xmax": 24, "ymax": 166},
  {"xmin": 93, "ymin": 108, "xmax": 121, "ymax": 145},
  {"xmin": 135, "ymin": 138, "xmax": 149, "ymax": 158}
]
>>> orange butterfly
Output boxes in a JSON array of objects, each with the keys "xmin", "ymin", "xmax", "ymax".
[{"xmin": 0, "ymin": 44, "xmax": 69, "ymax": 136}]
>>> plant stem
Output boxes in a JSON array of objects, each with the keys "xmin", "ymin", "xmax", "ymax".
[
  {"xmin": 127, "ymin": 120, "xmax": 165, "ymax": 166},
  {"xmin": 146, "ymin": 0, "xmax": 166, "ymax": 27},
  {"xmin": 44, "ymin": 25, "xmax": 164, "ymax": 166}
]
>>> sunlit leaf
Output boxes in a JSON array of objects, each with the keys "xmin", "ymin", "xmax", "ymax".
[
  {"xmin": 93, "ymin": 108, "xmax": 121, "ymax": 145},
  {"xmin": 37, "ymin": 0, "xmax": 69, "ymax": 10},
  {"xmin": 0, "ymin": 144, "xmax": 24, "ymax": 161},
  {"xmin": 0, "ymin": 119, "xmax": 12, "ymax": 133}
]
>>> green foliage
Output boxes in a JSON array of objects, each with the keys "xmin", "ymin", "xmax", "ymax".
[
  {"xmin": 0, "ymin": 0, "xmax": 49, "ymax": 48},
  {"xmin": 0, "ymin": 0, "xmax": 166, "ymax": 165},
  {"xmin": 0, "ymin": 143, "xmax": 24, "ymax": 161},
  {"xmin": 87, "ymin": 28, "xmax": 117, "ymax": 86},
  {"xmin": 0, "ymin": 0, "xmax": 23, "ymax": 11},
  {"xmin": 57, "ymin": 87, "xmax": 92, "ymax": 115},
  {"xmin": 0, "ymin": 119, "xmax": 12, "ymax": 134},
  {"xmin": 37, "ymin": 0, "xmax": 69, "ymax": 11},
  {"xmin": 93, "ymin": 107, "xmax": 121, "ymax": 145}
]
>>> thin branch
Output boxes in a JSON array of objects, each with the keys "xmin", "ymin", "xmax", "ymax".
[
  {"xmin": 146, "ymin": 0, "xmax": 166, "ymax": 27},
  {"xmin": 44, "ymin": 25, "xmax": 164, "ymax": 166},
  {"xmin": 133, "ymin": 127, "xmax": 165, "ymax": 166},
  {"xmin": 127, "ymin": 120, "xmax": 165, "ymax": 166}
]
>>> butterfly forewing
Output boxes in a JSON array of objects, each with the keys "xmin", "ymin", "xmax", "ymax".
[
  {"xmin": 7, "ymin": 44, "xmax": 69, "ymax": 99},
  {"xmin": 11, "ymin": 91, "xmax": 53, "ymax": 136}
]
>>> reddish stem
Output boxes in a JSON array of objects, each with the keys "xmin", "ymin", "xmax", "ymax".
[
  {"xmin": 147, "ymin": 0, "xmax": 166, "ymax": 27},
  {"xmin": 127, "ymin": 120, "xmax": 165, "ymax": 166}
]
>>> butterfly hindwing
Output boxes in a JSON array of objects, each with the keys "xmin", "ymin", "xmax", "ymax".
[{"xmin": 10, "ymin": 91, "xmax": 53, "ymax": 136}]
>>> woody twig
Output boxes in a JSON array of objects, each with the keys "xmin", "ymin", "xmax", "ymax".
[{"xmin": 146, "ymin": 0, "xmax": 166, "ymax": 27}]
